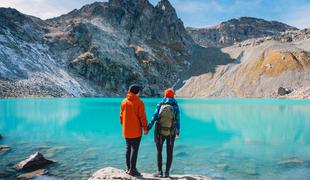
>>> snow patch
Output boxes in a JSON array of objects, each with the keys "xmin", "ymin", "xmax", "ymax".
[{"xmin": 162, "ymin": 5, "xmax": 166, "ymax": 11}]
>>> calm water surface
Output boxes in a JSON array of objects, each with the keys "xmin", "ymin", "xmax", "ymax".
[{"xmin": 1, "ymin": 98, "xmax": 310, "ymax": 180}]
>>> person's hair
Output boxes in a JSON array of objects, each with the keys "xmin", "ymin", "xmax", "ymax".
[{"xmin": 129, "ymin": 84, "xmax": 140, "ymax": 94}]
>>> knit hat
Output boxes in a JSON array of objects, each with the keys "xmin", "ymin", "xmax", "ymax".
[
  {"xmin": 129, "ymin": 84, "xmax": 140, "ymax": 94},
  {"xmin": 164, "ymin": 88, "xmax": 175, "ymax": 98}
]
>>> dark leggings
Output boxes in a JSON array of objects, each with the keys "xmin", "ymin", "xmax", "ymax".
[
  {"xmin": 156, "ymin": 135, "xmax": 176, "ymax": 172},
  {"xmin": 125, "ymin": 137, "xmax": 141, "ymax": 171}
]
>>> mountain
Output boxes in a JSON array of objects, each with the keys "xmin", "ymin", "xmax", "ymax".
[
  {"xmin": 0, "ymin": 1, "xmax": 309, "ymax": 99},
  {"xmin": 0, "ymin": 0, "xmax": 193, "ymax": 97},
  {"xmin": 186, "ymin": 17, "xmax": 298, "ymax": 48},
  {"xmin": 0, "ymin": 8, "xmax": 77, "ymax": 97},
  {"xmin": 177, "ymin": 29, "xmax": 310, "ymax": 98}
]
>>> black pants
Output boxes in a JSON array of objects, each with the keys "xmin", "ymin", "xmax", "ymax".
[
  {"xmin": 125, "ymin": 137, "xmax": 141, "ymax": 171},
  {"xmin": 156, "ymin": 135, "xmax": 176, "ymax": 172}
]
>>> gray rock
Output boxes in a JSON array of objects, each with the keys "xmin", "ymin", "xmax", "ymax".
[
  {"xmin": 15, "ymin": 152, "xmax": 55, "ymax": 170},
  {"xmin": 17, "ymin": 169, "xmax": 48, "ymax": 179},
  {"xmin": 89, "ymin": 167, "xmax": 211, "ymax": 180},
  {"xmin": 278, "ymin": 87, "xmax": 293, "ymax": 96}
]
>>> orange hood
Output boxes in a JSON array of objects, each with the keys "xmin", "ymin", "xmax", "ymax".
[{"xmin": 126, "ymin": 91, "xmax": 139, "ymax": 101}]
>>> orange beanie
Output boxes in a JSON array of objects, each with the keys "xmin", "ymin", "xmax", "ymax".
[{"xmin": 164, "ymin": 88, "xmax": 175, "ymax": 98}]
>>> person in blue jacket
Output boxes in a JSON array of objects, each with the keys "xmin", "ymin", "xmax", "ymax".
[{"xmin": 148, "ymin": 88, "xmax": 180, "ymax": 178}]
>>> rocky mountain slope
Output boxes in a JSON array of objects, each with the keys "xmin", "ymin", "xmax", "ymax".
[
  {"xmin": 177, "ymin": 29, "xmax": 310, "ymax": 98},
  {"xmin": 0, "ymin": 1, "xmax": 309, "ymax": 98},
  {"xmin": 0, "ymin": 0, "xmax": 193, "ymax": 97},
  {"xmin": 0, "ymin": 8, "xmax": 85, "ymax": 97},
  {"xmin": 187, "ymin": 17, "xmax": 298, "ymax": 48}
]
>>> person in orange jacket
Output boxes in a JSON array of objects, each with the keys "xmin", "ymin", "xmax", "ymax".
[{"xmin": 120, "ymin": 84, "xmax": 148, "ymax": 177}]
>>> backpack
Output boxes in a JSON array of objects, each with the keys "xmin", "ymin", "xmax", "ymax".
[{"xmin": 158, "ymin": 104, "xmax": 175, "ymax": 136}]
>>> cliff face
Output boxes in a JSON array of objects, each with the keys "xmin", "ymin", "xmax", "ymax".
[
  {"xmin": 0, "ymin": 8, "xmax": 81, "ymax": 97},
  {"xmin": 45, "ymin": 0, "xmax": 193, "ymax": 97},
  {"xmin": 0, "ymin": 0, "xmax": 193, "ymax": 97},
  {"xmin": 187, "ymin": 17, "xmax": 298, "ymax": 48}
]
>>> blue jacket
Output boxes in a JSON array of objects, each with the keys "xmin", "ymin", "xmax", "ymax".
[{"xmin": 148, "ymin": 98, "xmax": 180, "ymax": 135}]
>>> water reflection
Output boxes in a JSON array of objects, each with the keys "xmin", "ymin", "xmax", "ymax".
[{"xmin": 181, "ymin": 100, "xmax": 310, "ymax": 145}]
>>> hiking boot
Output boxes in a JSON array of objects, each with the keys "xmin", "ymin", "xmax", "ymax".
[
  {"xmin": 129, "ymin": 169, "xmax": 142, "ymax": 177},
  {"xmin": 153, "ymin": 171, "xmax": 163, "ymax": 178},
  {"xmin": 164, "ymin": 171, "xmax": 170, "ymax": 178}
]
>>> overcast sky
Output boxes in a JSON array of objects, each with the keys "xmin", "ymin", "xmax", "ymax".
[{"xmin": 1, "ymin": 0, "xmax": 310, "ymax": 29}]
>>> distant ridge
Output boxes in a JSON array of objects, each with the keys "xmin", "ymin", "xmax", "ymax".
[{"xmin": 186, "ymin": 17, "xmax": 298, "ymax": 48}]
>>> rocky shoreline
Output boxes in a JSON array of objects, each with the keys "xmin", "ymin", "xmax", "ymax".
[
  {"xmin": 1, "ymin": 131, "xmax": 309, "ymax": 179},
  {"xmin": 89, "ymin": 167, "xmax": 211, "ymax": 180},
  {"xmin": 0, "ymin": 134, "xmax": 210, "ymax": 179}
]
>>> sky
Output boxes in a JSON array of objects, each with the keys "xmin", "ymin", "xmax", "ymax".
[{"xmin": 0, "ymin": 0, "xmax": 310, "ymax": 29}]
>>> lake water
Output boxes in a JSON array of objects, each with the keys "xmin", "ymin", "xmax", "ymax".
[{"xmin": 1, "ymin": 98, "xmax": 310, "ymax": 180}]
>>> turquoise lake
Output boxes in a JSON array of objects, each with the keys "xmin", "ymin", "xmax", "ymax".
[{"xmin": 1, "ymin": 98, "xmax": 310, "ymax": 180}]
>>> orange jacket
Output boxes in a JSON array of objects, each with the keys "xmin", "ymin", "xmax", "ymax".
[{"xmin": 120, "ymin": 92, "xmax": 148, "ymax": 138}]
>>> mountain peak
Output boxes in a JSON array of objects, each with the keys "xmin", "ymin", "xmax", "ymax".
[
  {"xmin": 156, "ymin": 0, "xmax": 176, "ymax": 15},
  {"xmin": 109, "ymin": 0, "xmax": 152, "ymax": 7},
  {"xmin": 187, "ymin": 17, "xmax": 298, "ymax": 48},
  {"xmin": 225, "ymin": 17, "xmax": 294, "ymax": 27}
]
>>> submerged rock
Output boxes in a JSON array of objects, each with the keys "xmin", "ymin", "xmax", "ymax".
[
  {"xmin": 278, "ymin": 157, "xmax": 305, "ymax": 166},
  {"xmin": 89, "ymin": 167, "xmax": 211, "ymax": 180},
  {"xmin": 175, "ymin": 152, "xmax": 189, "ymax": 158},
  {"xmin": 15, "ymin": 152, "xmax": 55, "ymax": 170},
  {"xmin": 0, "ymin": 169, "xmax": 13, "ymax": 179},
  {"xmin": 0, "ymin": 133, "xmax": 2, "ymax": 139},
  {"xmin": 211, "ymin": 173, "xmax": 225, "ymax": 180},
  {"xmin": 44, "ymin": 146, "xmax": 66, "ymax": 158},
  {"xmin": 244, "ymin": 168, "xmax": 259, "ymax": 176},
  {"xmin": 216, "ymin": 163, "xmax": 229, "ymax": 170},
  {"xmin": 0, "ymin": 145, "xmax": 10, "ymax": 154},
  {"xmin": 17, "ymin": 169, "xmax": 48, "ymax": 179}
]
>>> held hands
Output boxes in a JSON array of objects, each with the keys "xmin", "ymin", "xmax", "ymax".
[{"xmin": 144, "ymin": 130, "xmax": 149, "ymax": 135}]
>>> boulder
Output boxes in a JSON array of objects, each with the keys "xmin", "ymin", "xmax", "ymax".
[
  {"xmin": 17, "ymin": 169, "xmax": 48, "ymax": 179},
  {"xmin": 89, "ymin": 167, "xmax": 211, "ymax": 180},
  {"xmin": 15, "ymin": 152, "xmax": 55, "ymax": 170},
  {"xmin": 0, "ymin": 145, "xmax": 10, "ymax": 154},
  {"xmin": 278, "ymin": 87, "xmax": 292, "ymax": 96}
]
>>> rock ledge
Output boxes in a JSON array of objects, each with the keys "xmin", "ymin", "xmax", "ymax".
[{"xmin": 89, "ymin": 167, "xmax": 211, "ymax": 180}]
